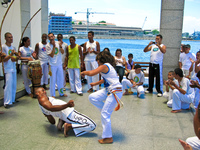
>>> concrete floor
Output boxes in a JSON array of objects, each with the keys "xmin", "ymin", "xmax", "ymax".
[{"xmin": 0, "ymin": 83, "xmax": 196, "ymax": 150}]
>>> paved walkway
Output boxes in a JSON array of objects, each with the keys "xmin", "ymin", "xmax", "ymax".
[{"xmin": 0, "ymin": 83, "xmax": 195, "ymax": 150}]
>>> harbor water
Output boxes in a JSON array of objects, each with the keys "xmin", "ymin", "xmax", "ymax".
[{"xmin": 63, "ymin": 39, "xmax": 200, "ymax": 62}]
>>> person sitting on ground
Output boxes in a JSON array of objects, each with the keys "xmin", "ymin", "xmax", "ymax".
[
  {"xmin": 114, "ymin": 49, "xmax": 126, "ymax": 82},
  {"xmin": 190, "ymin": 71, "xmax": 200, "ymax": 109},
  {"xmin": 125, "ymin": 53, "xmax": 134, "ymax": 78},
  {"xmin": 179, "ymin": 102, "xmax": 200, "ymax": 150},
  {"xmin": 35, "ymin": 87, "xmax": 96, "ymax": 137},
  {"xmin": 163, "ymin": 71, "xmax": 174, "ymax": 107},
  {"xmin": 122, "ymin": 64, "xmax": 145, "ymax": 98},
  {"xmin": 169, "ymin": 68, "xmax": 194, "ymax": 113}
]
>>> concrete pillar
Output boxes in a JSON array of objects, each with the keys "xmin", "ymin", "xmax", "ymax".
[
  {"xmin": 41, "ymin": 0, "xmax": 48, "ymax": 34},
  {"xmin": 20, "ymin": 0, "xmax": 31, "ymax": 39},
  {"xmin": 160, "ymin": 0, "xmax": 185, "ymax": 79}
]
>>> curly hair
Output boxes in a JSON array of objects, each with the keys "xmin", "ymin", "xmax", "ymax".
[{"xmin": 96, "ymin": 51, "xmax": 115, "ymax": 67}]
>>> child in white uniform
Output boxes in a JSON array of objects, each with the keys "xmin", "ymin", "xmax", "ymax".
[
  {"xmin": 81, "ymin": 51, "xmax": 123, "ymax": 144},
  {"xmin": 19, "ymin": 37, "xmax": 34, "ymax": 96},
  {"xmin": 162, "ymin": 71, "xmax": 174, "ymax": 107},
  {"xmin": 122, "ymin": 64, "xmax": 145, "ymax": 98}
]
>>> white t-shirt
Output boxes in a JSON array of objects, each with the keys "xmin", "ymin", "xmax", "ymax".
[
  {"xmin": 174, "ymin": 77, "xmax": 194, "ymax": 95},
  {"xmin": 61, "ymin": 42, "xmax": 68, "ymax": 64},
  {"xmin": 150, "ymin": 44, "xmax": 164, "ymax": 64},
  {"xmin": 84, "ymin": 41, "xmax": 97, "ymax": 61},
  {"xmin": 2, "ymin": 44, "xmax": 16, "ymax": 73},
  {"xmin": 46, "ymin": 41, "xmax": 62, "ymax": 66},
  {"xmin": 19, "ymin": 46, "xmax": 34, "ymax": 62},
  {"xmin": 115, "ymin": 56, "xmax": 124, "ymax": 67},
  {"xmin": 38, "ymin": 42, "xmax": 48, "ymax": 64},
  {"xmin": 128, "ymin": 70, "xmax": 145, "ymax": 84},
  {"xmin": 179, "ymin": 52, "xmax": 196, "ymax": 70},
  {"xmin": 100, "ymin": 63, "xmax": 122, "ymax": 91},
  {"xmin": 39, "ymin": 97, "xmax": 74, "ymax": 123}
]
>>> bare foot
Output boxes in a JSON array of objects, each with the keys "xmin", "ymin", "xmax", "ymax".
[
  {"xmin": 171, "ymin": 109, "xmax": 182, "ymax": 113},
  {"xmin": 123, "ymin": 92, "xmax": 129, "ymax": 95},
  {"xmin": 29, "ymin": 93, "xmax": 33, "ymax": 98},
  {"xmin": 60, "ymin": 94, "xmax": 68, "ymax": 97},
  {"xmin": 98, "ymin": 137, "xmax": 113, "ymax": 144},
  {"xmin": 57, "ymin": 119, "xmax": 65, "ymax": 131},
  {"xmin": 64, "ymin": 123, "xmax": 72, "ymax": 137},
  {"xmin": 87, "ymin": 88, "xmax": 93, "ymax": 93}
]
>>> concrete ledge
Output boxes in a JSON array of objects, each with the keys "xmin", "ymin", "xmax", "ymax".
[{"xmin": 0, "ymin": 88, "xmax": 27, "ymax": 106}]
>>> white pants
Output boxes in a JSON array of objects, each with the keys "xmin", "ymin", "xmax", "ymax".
[
  {"xmin": 186, "ymin": 136, "xmax": 200, "ymax": 150},
  {"xmin": 62, "ymin": 64, "xmax": 66, "ymax": 87},
  {"xmin": 4, "ymin": 71, "xmax": 17, "ymax": 105},
  {"xmin": 89, "ymin": 88, "xmax": 123, "ymax": 138},
  {"xmin": 41, "ymin": 62, "xmax": 49, "ymax": 85},
  {"xmin": 66, "ymin": 110, "xmax": 96, "ymax": 137},
  {"xmin": 122, "ymin": 79, "xmax": 144, "ymax": 97},
  {"xmin": 182, "ymin": 69, "xmax": 190, "ymax": 77},
  {"xmin": 193, "ymin": 87, "xmax": 200, "ymax": 108},
  {"xmin": 172, "ymin": 89, "xmax": 194, "ymax": 110},
  {"xmin": 85, "ymin": 60, "xmax": 99, "ymax": 91},
  {"xmin": 68, "ymin": 68, "xmax": 82, "ymax": 94},
  {"xmin": 163, "ymin": 90, "xmax": 173, "ymax": 107},
  {"xmin": 50, "ymin": 65, "xmax": 64, "ymax": 97},
  {"xmin": 21, "ymin": 64, "xmax": 31, "ymax": 94}
]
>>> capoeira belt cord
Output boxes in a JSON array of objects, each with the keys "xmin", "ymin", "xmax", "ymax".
[{"xmin": 108, "ymin": 89, "xmax": 124, "ymax": 111}]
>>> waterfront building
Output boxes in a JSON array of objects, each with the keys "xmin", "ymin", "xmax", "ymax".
[
  {"xmin": 48, "ymin": 13, "xmax": 72, "ymax": 35},
  {"xmin": 72, "ymin": 25, "xmax": 143, "ymax": 36}
]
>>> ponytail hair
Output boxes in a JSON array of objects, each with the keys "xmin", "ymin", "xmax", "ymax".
[
  {"xmin": 96, "ymin": 51, "xmax": 116, "ymax": 67},
  {"xmin": 20, "ymin": 37, "xmax": 29, "ymax": 47}
]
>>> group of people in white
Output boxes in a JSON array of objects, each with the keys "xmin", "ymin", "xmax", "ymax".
[{"xmin": 1, "ymin": 31, "xmax": 200, "ymax": 147}]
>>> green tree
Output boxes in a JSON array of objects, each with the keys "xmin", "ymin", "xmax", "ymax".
[
  {"xmin": 71, "ymin": 21, "xmax": 75, "ymax": 24},
  {"xmin": 99, "ymin": 20, "xmax": 106, "ymax": 23},
  {"xmin": 152, "ymin": 29, "xmax": 159, "ymax": 35},
  {"xmin": 78, "ymin": 21, "xmax": 82, "ymax": 25}
]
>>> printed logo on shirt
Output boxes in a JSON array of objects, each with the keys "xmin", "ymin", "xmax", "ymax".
[
  {"xmin": 134, "ymin": 76, "xmax": 139, "ymax": 83},
  {"xmin": 27, "ymin": 51, "xmax": 31, "ymax": 57},
  {"xmin": 42, "ymin": 47, "xmax": 46, "ymax": 52},
  {"xmin": 8, "ymin": 49, "xmax": 12, "ymax": 55},
  {"xmin": 60, "ymin": 88, "xmax": 64, "ymax": 94},
  {"xmin": 153, "ymin": 48, "xmax": 159, "ymax": 52},
  {"xmin": 54, "ymin": 47, "xmax": 59, "ymax": 55}
]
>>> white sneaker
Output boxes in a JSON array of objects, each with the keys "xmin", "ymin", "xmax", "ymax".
[
  {"xmin": 145, "ymin": 90, "xmax": 149, "ymax": 94},
  {"xmin": 157, "ymin": 93, "xmax": 163, "ymax": 97}
]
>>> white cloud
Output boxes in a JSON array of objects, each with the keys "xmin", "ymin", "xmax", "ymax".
[{"xmin": 183, "ymin": 16, "xmax": 200, "ymax": 34}]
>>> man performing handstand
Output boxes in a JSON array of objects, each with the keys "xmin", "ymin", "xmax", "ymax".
[{"xmin": 35, "ymin": 87, "xmax": 96, "ymax": 137}]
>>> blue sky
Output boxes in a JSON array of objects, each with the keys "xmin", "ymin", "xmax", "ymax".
[{"xmin": 49, "ymin": 0, "xmax": 200, "ymax": 34}]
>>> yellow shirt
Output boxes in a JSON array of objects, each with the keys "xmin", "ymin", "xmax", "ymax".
[{"xmin": 67, "ymin": 44, "xmax": 80, "ymax": 68}]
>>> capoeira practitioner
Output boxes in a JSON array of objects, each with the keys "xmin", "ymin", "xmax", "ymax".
[
  {"xmin": 162, "ymin": 71, "xmax": 174, "ymax": 107},
  {"xmin": 169, "ymin": 68, "xmax": 194, "ymax": 113},
  {"xmin": 179, "ymin": 102, "xmax": 200, "ymax": 150},
  {"xmin": 2, "ymin": 32, "xmax": 19, "ymax": 108},
  {"xmin": 35, "ymin": 87, "xmax": 96, "ymax": 137},
  {"xmin": 190, "ymin": 71, "xmax": 200, "ymax": 109},
  {"xmin": 189, "ymin": 51, "xmax": 200, "ymax": 108},
  {"xmin": 34, "ymin": 33, "xmax": 49, "ymax": 90},
  {"xmin": 19, "ymin": 37, "xmax": 34, "ymax": 97},
  {"xmin": 144, "ymin": 34, "xmax": 166, "ymax": 97},
  {"xmin": 46, "ymin": 33, "xmax": 67, "ymax": 97},
  {"xmin": 83, "ymin": 31, "xmax": 100, "ymax": 93},
  {"xmin": 57, "ymin": 34, "xmax": 68, "ymax": 88},
  {"xmin": 64, "ymin": 36, "xmax": 83, "ymax": 96},
  {"xmin": 122, "ymin": 64, "xmax": 145, "ymax": 98},
  {"xmin": 81, "ymin": 51, "xmax": 123, "ymax": 144}
]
